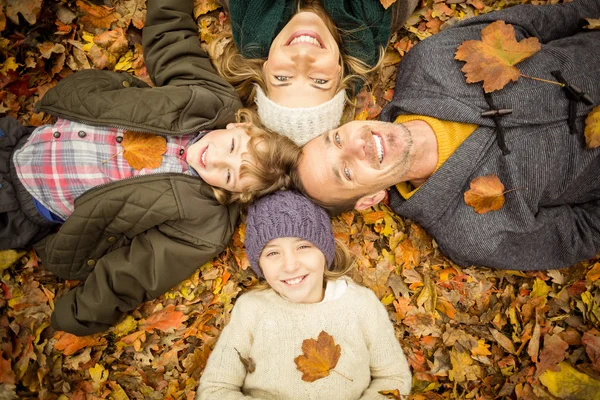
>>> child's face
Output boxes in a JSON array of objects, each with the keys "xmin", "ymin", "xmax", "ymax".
[
  {"xmin": 187, "ymin": 124, "xmax": 257, "ymax": 192},
  {"xmin": 259, "ymin": 237, "xmax": 326, "ymax": 304}
]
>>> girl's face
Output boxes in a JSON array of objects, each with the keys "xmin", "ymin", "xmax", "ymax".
[
  {"xmin": 187, "ymin": 124, "xmax": 258, "ymax": 192},
  {"xmin": 264, "ymin": 12, "xmax": 341, "ymax": 108},
  {"xmin": 259, "ymin": 237, "xmax": 326, "ymax": 304}
]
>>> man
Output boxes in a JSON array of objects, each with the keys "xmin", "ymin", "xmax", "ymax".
[{"xmin": 296, "ymin": 0, "xmax": 600, "ymax": 271}]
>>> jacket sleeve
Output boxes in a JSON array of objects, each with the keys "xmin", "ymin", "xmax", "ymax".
[
  {"xmin": 50, "ymin": 226, "xmax": 228, "ymax": 336},
  {"xmin": 457, "ymin": 0, "xmax": 600, "ymax": 44},
  {"xmin": 197, "ymin": 297, "xmax": 261, "ymax": 400},
  {"xmin": 359, "ymin": 291, "xmax": 412, "ymax": 399},
  {"xmin": 142, "ymin": 0, "xmax": 235, "ymax": 90}
]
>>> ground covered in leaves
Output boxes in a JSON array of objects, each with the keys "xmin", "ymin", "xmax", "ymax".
[{"xmin": 2, "ymin": 0, "xmax": 600, "ymax": 399}]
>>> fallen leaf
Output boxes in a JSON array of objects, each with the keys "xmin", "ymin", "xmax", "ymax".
[
  {"xmin": 76, "ymin": 0, "xmax": 120, "ymax": 30},
  {"xmin": 539, "ymin": 362, "xmax": 600, "ymax": 400},
  {"xmin": 235, "ymin": 348, "xmax": 256, "ymax": 373},
  {"xmin": 0, "ymin": 249, "xmax": 26, "ymax": 272},
  {"xmin": 380, "ymin": 0, "xmax": 397, "ymax": 10},
  {"xmin": 121, "ymin": 131, "xmax": 167, "ymax": 170},
  {"xmin": 585, "ymin": 18, "xmax": 600, "ymax": 30},
  {"xmin": 5, "ymin": 0, "xmax": 43, "ymax": 25},
  {"xmin": 379, "ymin": 389, "xmax": 402, "ymax": 399},
  {"xmin": 455, "ymin": 20, "xmax": 541, "ymax": 92},
  {"xmin": 584, "ymin": 105, "xmax": 600, "ymax": 149},
  {"xmin": 294, "ymin": 331, "xmax": 346, "ymax": 382},
  {"xmin": 54, "ymin": 332, "xmax": 107, "ymax": 356},
  {"xmin": 536, "ymin": 334, "xmax": 569, "ymax": 376},
  {"xmin": 194, "ymin": 0, "xmax": 220, "ymax": 18},
  {"xmin": 140, "ymin": 304, "xmax": 187, "ymax": 332},
  {"xmin": 464, "ymin": 174, "xmax": 506, "ymax": 214}
]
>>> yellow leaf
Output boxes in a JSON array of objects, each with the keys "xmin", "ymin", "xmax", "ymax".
[
  {"xmin": 585, "ymin": 18, "xmax": 600, "ymax": 30},
  {"xmin": 112, "ymin": 315, "xmax": 137, "ymax": 337},
  {"xmin": 0, "ymin": 57, "xmax": 20, "ymax": 74},
  {"xmin": 114, "ymin": 50, "xmax": 133, "ymax": 71},
  {"xmin": 471, "ymin": 339, "xmax": 492, "ymax": 356},
  {"xmin": 379, "ymin": 0, "xmax": 397, "ymax": 10},
  {"xmin": 121, "ymin": 131, "xmax": 167, "ymax": 170},
  {"xmin": 89, "ymin": 363, "xmax": 109, "ymax": 385},
  {"xmin": 531, "ymin": 278, "xmax": 551, "ymax": 298},
  {"xmin": 194, "ymin": 0, "xmax": 220, "ymax": 18},
  {"xmin": 539, "ymin": 362, "xmax": 600, "ymax": 400},
  {"xmin": 455, "ymin": 20, "xmax": 541, "ymax": 92},
  {"xmin": 0, "ymin": 249, "xmax": 26, "ymax": 272},
  {"xmin": 381, "ymin": 294, "xmax": 395, "ymax": 306},
  {"xmin": 584, "ymin": 105, "xmax": 600, "ymax": 149}
]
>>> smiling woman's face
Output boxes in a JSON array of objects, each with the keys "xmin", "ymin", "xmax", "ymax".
[{"xmin": 264, "ymin": 12, "xmax": 341, "ymax": 108}]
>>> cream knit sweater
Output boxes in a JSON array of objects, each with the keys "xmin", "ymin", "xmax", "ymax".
[{"xmin": 197, "ymin": 278, "xmax": 412, "ymax": 399}]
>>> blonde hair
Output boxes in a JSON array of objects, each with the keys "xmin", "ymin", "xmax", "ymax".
[
  {"xmin": 251, "ymin": 238, "xmax": 355, "ymax": 291},
  {"xmin": 212, "ymin": 109, "xmax": 301, "ymax": 204},
  {"xmin": 209, "ymin": 2, "xmax": 384, "ymax": 109}
]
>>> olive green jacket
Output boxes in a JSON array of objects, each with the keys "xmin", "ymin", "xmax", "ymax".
[{"xmin": 32, "ymin": 0, "xmax": 242, "ymax": 336}]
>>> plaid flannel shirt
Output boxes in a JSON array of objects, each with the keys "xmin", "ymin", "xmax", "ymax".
[{"xmin": 13, "ymin": 118, "xmax": 202, "ymax": 221}]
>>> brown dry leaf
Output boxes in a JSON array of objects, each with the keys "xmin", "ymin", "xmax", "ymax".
[
  {"xmin": 584, "ymin": 105, "xmax": 600, "ymax": 149},
  {"xmin": 379, "ymin": 389, "xmax": 402, "ymax": 399},
  {"xmin": 235, "ymin": 348, "xmax": 256, "ymax": 373},
  {"xmin": 582, "ymin": 332, "xmax": 600, "ymax": 370},
  {"xmin": 0, "ymin": 8, "xmax": 5, "ymax": 32},
  {"xmin": 76, "ymin": 0, "xmax": 120, "ymax": 30},
  {"xmin": 121, "ymin": 131, "xmax": 168, "ymax": 171},
  {"xmin": 5, "ymin": 0, "xmax": 43, "ymax": 25},
  {"xmin": 536, "ymin": 334, "xmax": 569, "ymax": 376},
  {"xmin": 140, "ymin": 304, "xmax": 187, "ymax": 332},
  {"xmin": 455, "ymin": 20, "xmax": 541, "ymax": 92},
  {"xmin": 115, "ymin": 0, "xmax": 147, "ymax": 29},
  {"xmin": 54, "ymin": 332, "xmax": 107, "ymax": 356},
  {"xmin": 585, "ymin": 18, "xmax": 600, "ymax": 30},
  {"xmin": 464, "ymin": 174, "xmax": 506, "ymax": 214},
  {"xmin": 38, "ymin": 42, "xmax": 65, "ymax": 59},
  {"xmin": 294, "ymin": 331, "xmax": 343, "ymax": 382},
  {"xmin": 380, "ymin": 0, "xmax": 397, "ymax": 10}
]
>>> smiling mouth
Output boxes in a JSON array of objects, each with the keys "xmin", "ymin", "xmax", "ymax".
[
  {"xmin": 373, "ymin": 134, "xmax": 384, "ymax": 163},
  {"xmin": 286, "ymin": 31, "xmax": 324, "ymax": 48},
  {"xmin": 282, "ymin": 275, "xmax": 307, "ymax": 286},
  {"xmin": 200, "ymin": 148, "xmax": 207, "ymax": 168}
]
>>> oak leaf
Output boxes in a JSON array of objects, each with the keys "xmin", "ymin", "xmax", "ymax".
[
  {"xmin": 455, "ymin": 20, "xmax": 541, "ymax": 92},
  {"xmin": 584, "ymin": 105, "xmax": 600, "ymax": 149},
  {"xmin": 294, "ymin": 331, "xmax": 346, "ymax": 382},
  {"xmin": 121, "ymin": 131, "xmax": 167, "ymax": 171},
  {"xmin": 140, "ymin": 304, "xmax": 187, "ymax": 332},
  {"xmin": 76, "ymin": 0, "xmax": 120, "ymax": 30},
  {"xmin": 5, "ymin": 0, "xmax": 43, "ymax": 25},
  {"xmin": 464, "ymin": 174, "xmax": 506, "ymax": 214},
  {"xmin": 54, "ymin": 332, "xmax": 107, "ymax": 356}
]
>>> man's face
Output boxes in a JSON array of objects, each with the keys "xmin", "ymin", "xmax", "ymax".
[{"xmin": 298, "ymin": 120, "xmax": 413, "ymax": 208}]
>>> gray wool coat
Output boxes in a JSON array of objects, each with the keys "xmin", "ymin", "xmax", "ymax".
[{"xmin": 380, "ymin": 0, "xmax": 600, "ymax": 270}]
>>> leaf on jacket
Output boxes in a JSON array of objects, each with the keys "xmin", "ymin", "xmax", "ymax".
[
  {"xmin": 379, "ymin": 389, "xmax": 403, "ymax": 399},
  {"xmin": 584, "ymin": 105, "xmax": 600, "ymax": 148},
  {"xmin": 463, "ymin": 174, "xmax": 506, "ymax": 214},
  {"xmin": 235, "ymin": 347, "xmax": 256, "ymax": 373},
  {"xmin": 539, "ymin": 362, "xmax": 600, "ymax": 400},
  {"xmin": 294, "ymin": 331, "xmax": 349, "ymax": 382},
  {"xmin": 121, "ymin": 130, "xmax": 168, "ymax": 171},
  {"xmin": 585, "ymin": 18, "xmax": 600, "ymax": 30},
  {"xmin": 53, "ymin": 332, "xmax": 107, "ymax": 356},
  {"xmin": 140, "ymin": 304, "xmax": 187, "ymax": 333},
  {"xmin": 76, "ymin": 0, "xmax": 119, "ymax": 30},
  {"xmin": 455, "ymin": 20, "xmax": 541, "ymax": 92}
]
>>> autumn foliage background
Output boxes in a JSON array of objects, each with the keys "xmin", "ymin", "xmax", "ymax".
[{"xmin": 2, "ymin": 0, "xmax": 600, "ymax": 399}]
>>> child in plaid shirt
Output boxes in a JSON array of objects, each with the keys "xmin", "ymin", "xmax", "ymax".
[{"xmin": 0, "ymin": 0, "xmax": 299, "ymax": 336}]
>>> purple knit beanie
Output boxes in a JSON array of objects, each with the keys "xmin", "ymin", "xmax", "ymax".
[{"xmin": 245, "ymin": 191, "xmax": 336, "ymax": 278}]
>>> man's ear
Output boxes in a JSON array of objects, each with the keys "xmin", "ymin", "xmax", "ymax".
[{"xmin": 354, "ymin": 190, "xmax": 386, "ymax": 211}]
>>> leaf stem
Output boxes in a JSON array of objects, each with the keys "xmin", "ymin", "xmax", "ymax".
[
  {"xmin": 101, "ymin": 150, "xmax": 124, "ymax": 165},
  {"xmin": 519, "ymin": 74, "xmax": 564, "ymax": 87},
  {"xmin": 502, "ymin": 188, "xmax": 524, "ymax": 195},
  {"xmin": 331, "ymin": 369, "xmax": 353, "ymax": 382}
]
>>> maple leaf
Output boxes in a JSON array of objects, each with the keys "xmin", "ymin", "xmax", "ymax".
[
  {"xmin": 464, "ymin": 174, "xmax": 508, "ymax": 214},
  {"xmin": 121, "ymin": 131, "xmax": 167, "ymax": 171},
  {"xmin": 294, "ymin": 331, "xmax": 351, "ymax": 382},
  {"xmin": 53, "ymin": 332, "xmax": 107, "ymax": 356},
  {"xmin": 455, "ymin": 20, "xmax": 541, "ymax": 92},
  {"xmin": 140, "ymin": 304, "xmax": 187, "ymax": 333},
  {"xmin": 584, "ymin": 105, "xmax": 600, "ymax": 149},
  {"xmin": 76, "ymin": 0, "xmax": 120, "ymax": 30}
]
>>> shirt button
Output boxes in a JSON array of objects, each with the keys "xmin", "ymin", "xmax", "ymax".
[
  {"xmin": 107, "ymin": 236, "xmax": 117, "ymax": 243},
  {"xmin": 122, "ymin": 81, "xmax": 130, "ymax": 88},
  {"xmin": 78, "ymin": 130, "xmax": 86, "ymax": 138},
  {"xmin": 116, "ymin": 136, "xmax": 123, "ymax": 143},
  {"xmin": 87, "ymin": 259, "xmax": 96, "ymax": 267},
  {"xmin": 179, "ymin": 148, "xmax": 185, "ymax": 156},
  {"xmin": 53, "ymin": 131, "xmax": 61, "ymax": 138}
]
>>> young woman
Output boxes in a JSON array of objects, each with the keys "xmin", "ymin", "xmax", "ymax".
[
  {"xmin": 214, "ymin": 0, "xmax": 419, "ymax": 146},
  {"xmin": 197, "ymin": 191, "xmax": 412, "ymax": 399}
]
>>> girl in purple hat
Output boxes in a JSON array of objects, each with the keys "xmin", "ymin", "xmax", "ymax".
[{"xmin": 197, "ymin": 190, "xmax": 411, "ymax": 399}]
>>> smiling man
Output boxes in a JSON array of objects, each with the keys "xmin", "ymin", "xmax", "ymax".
[{"xmin": 296, "ymin": 0, "xmax": 600, "ymax": 271}]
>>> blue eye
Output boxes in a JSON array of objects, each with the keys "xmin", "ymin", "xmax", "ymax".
[
  {"xmin": 344, "ymin": 166, "xmax": 351, "ymax": 180},
  {"xmin": 334, "ymin": 132, "xmax": 341, "ymax": 146},
  {"xmin": 275, "ymin": 76, "xmax": 290, "ymax": 81},
  {"xmin": 313, "ymin": 78, "xmax": 328, "ymax": 84}
]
